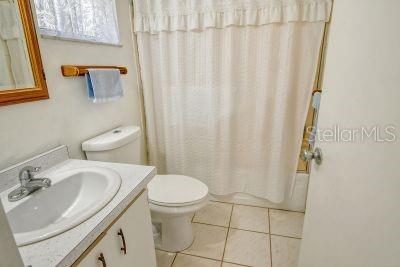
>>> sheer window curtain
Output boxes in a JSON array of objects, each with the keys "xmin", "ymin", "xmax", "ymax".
[
  {"xmin": 33, "ymin": 0, "xmax": 120, "ymax": 44},
  {"xmin": 134, "ymin": 0, "xmax": 331, "ymax": 203}
]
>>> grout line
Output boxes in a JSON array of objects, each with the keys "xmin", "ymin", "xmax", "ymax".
[
  {"xmin": 156, "ymin": 248, "xmax": 169, "ymax": 253},
  {"xmin": 170, "ymin": 252, "xmax": 178, "ymax": 267},
  {"xmin": 156, "ymin": 248, "xmax": 179, "ymax": 253},
  {"xmin": 229, "ymin": 227, "xmax": 268, "ymax": 235},
  {"xmin": 178, "ymin": 252, "xmax": 222, "ymax": 263},
  {"xmin": 192, "ymin": 221, "xmax": 229, "ymax": 229},
  {"xmin": 155, "ymin": 249, "xmax": 178, "ymax": 267},
  {"xmin": 191, "ymin": 221, "xmax": 301, "ymax": 239},
  {"xmin": 270, "ymin": 233, "xmax": 302, "ymax": 240},
  {"xmin": 222, "ymin": 261, "xmax": 251, "ymax": 267},
  {"xmin": 220, "ymin": 203, "xmax": 234, "ymax": 266},
  {"xmin": 268, "ymin": 207, "xmax": 305, "ymax": 214},
  {"xmin": 210, "ymin": 199, "xmax": 305, "ymax": 214},
  {"xmin": 268, "ymin": 208, "xmax": 273, "ymax": 267}
]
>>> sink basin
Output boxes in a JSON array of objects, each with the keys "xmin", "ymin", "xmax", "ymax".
[{"xmin": 4, "ymin": 167, "xmax": 121, "ymax": 246}]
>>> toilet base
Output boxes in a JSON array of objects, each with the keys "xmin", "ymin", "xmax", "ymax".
[
  {"xmin": 152, "ymin": 212, "xmax": 194, "ymax": 252},
  {"xmin": 149, "ymin": 196, "xmax": 209, "ymax": 252}
]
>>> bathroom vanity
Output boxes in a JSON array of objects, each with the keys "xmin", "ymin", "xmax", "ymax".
[
  {"xmin": 74, "ymin": 189, "xmax": 155, "ymax": 267},
  {"xmin": 0, "ymin": 146, "xmax": 156, "ymax": 267}
]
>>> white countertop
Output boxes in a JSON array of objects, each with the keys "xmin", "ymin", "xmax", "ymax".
[{"xmin": 1, "ymin": 159, "xmax": 156, "ymax": 267}]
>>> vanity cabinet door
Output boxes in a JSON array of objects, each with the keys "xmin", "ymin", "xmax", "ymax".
[
  {"xmin": 76, "ymin": 232, "xmax": 114, "ymax": 267},
  {"xmin": 108, "ymin": 190, "xmax": 156, "ymax": 267},
  {"xmin": 74, "ymin": 190, "xmax": 156, "ymax": 267}
]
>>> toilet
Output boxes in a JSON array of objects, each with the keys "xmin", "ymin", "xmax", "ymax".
[{"xmin": 82, "ymin": 126, "xmax": 209, "ymax": 252}]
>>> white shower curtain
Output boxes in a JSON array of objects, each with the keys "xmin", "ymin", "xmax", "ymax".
[{"xmin": 134, "ymin": 0, "xmax": 331, "ymax": 203}]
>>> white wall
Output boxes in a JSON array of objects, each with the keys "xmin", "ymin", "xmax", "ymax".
[{"xmin": 0, "ymin": 0, "xmax": 146, "ymax": 170}]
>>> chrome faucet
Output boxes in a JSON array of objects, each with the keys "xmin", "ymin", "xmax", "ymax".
[{"xmin": 8, "ymin": 166, "xmax": 51, "ymax": 202}]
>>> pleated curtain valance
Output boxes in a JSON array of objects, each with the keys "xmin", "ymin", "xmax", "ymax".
[{"xmin": 133, "ymin": 0, "xmax": 332, "ymax": 34}]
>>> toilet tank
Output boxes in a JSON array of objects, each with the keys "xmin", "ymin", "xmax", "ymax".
[{"xmin": 82, "ymin": 126, "xmax": 141, "ymax": 164}]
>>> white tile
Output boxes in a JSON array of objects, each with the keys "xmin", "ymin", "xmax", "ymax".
[
  {"xmin": 173, "ymin": 254, "xmax": 220, "ymax": 267},
  {"xmin": 271, "ymin": 235, "xmax": 301, "ymax": 267},
  {"xmin": 156, "ymin": 250, "xmax": 176, "ymax": 267},
  {"xmin": 269, "ymin": 209, "xmax": 305, "ymax": 238},
  {"xmin": 193, "ymin": 201, "xmax": 233, "ymax": 227},
  {"xmin": 223, "ymin": 229, "xmax": 271, "ymax": 267},
  {"xmin": 230, "ymin": 205, "xmax": 269, "ymax": 233},
  {"xmin": 182, "ymin": 223, "xmax": 228, "ymax": 260}
]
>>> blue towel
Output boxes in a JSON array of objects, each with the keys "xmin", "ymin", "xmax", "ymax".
[{"xmin": 85, "ymin": 69, "xmax": 123, "ymax": 103}]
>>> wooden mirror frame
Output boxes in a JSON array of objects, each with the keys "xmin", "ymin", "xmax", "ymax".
[{"xmin": 0, "ymin": 0, "xmax": 48, "ymax": 106}]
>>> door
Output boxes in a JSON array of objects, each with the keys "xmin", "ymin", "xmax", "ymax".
[{"xmin": 299, "ymin": 1, "xmax": 400, "ymax": 267}]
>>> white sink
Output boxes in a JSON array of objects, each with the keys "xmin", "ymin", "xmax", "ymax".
[{"xmin": 3, "ymin": 167, "xmax": 121, "ymax": 246}]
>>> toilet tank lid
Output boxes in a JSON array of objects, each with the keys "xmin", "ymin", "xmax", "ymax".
[{"xmin": 82, "ymin": 126, "xmax": 141, "ymax": 152}]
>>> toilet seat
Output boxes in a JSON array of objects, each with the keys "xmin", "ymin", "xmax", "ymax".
[{"xmin": 148, "ymin": 175, "xmax": 209, "ymax": 207}]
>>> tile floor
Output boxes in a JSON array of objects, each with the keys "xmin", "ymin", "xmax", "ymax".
[{"xmin": 155, "ymin": 200, "xmax": 305, "ymax": 267}]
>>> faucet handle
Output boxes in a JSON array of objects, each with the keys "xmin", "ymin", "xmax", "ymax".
[
  {"xmin": 20, "ymin": 166, "xmax": 41, "ymax": 174},
  {"xmin": 19, "ymin": 166, "xmax": 41, "ymax": 185},
  {"xmin": 28, "ymin": 166, "xmax": 41, "ymax": 172},
  {"xmin": 32, "ymin": 166, "xmax": 41, "ymax": 172}
]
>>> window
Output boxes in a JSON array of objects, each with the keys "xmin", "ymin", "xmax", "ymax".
[{"xmin": 33, "ymin": 0, "xmax": 120, "ymax": 45}]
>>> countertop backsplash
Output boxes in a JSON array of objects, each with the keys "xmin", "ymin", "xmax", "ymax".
[{"xmin": 0, "ymin": 146, "xmax": 69, "ymax": 192}]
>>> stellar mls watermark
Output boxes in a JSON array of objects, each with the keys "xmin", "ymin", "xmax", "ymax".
[{"xmin": 307, "ymin": 125, "xmax": 397, "ymax": 143}]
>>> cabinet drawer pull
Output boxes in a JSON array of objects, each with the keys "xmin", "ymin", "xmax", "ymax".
[
  {"xmin": 98, "ymin": 253, "xmax": 107, "ymax": 267},
  {"xmin": 118, "ymin": 228, "xmax": 127, "ymax": 254}
]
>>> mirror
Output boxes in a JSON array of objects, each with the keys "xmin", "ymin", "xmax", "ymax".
[
  {"xmin": 0, "ymin": 0, "xmax": 34, "ymax": 90},
  {"xmin": 0, "ymin": 0, "xmax": 48, "ymax": 106}
]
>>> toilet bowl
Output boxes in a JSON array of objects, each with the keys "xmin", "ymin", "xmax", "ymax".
[
  {"xmin": 148, "ymin": 174, "xmax": 209, "ymax": 252},
  {"xmin": 81, "ymin": 126, "xmax": 209, "ymax": 252}
]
